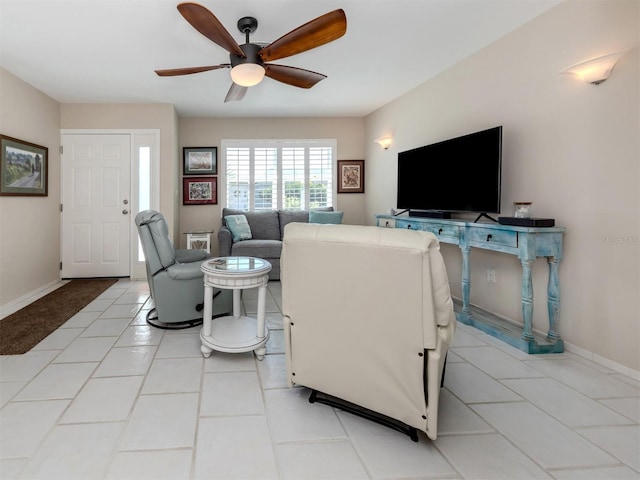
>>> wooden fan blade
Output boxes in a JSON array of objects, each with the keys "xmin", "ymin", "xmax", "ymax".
[
  {"xmin": 259, "ymin": 9, "xmax": 346, "ymax": 62},
  {"xmin": 155, "ymin": 65, "xmax": 229, "ymax": 76},
  {"xmin": 265, "ymin": 64, "xmax": 327, "ymax": 89},
  {"xmin": 225, "ymin": 83, "xmax": 248, "ymax": 102},
  {"xmin": 177, "ymin": 2, "xmax": 245, "ymax": 57}
]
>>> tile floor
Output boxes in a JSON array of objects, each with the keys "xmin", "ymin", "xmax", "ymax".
[{"xmin": 1, "ymin": 278, "xmax": 638, "ymax": 479}]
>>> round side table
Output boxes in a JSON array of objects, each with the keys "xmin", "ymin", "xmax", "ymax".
[{"xmin": 200, "ymin": 256, "xmax": 272, "ymax": 360}]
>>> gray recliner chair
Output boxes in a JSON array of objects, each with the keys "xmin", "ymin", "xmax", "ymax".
[{"xmin": 135, "ymin": 210, "xmax": 227, "ymax": 329}]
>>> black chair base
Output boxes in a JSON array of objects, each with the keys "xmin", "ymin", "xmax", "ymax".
[
  {"xmin": 308, "ymin": 389, "xmax": 420, "ymax": 442},
  {"xmin": 145, "ymin": 290, "xmax": 230, "ymax": 330},
  {"xmin": 145, "ymin": 308, "xmax": 203, "ymax": 330}
]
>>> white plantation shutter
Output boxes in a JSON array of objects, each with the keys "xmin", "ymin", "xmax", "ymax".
[
  {"xmin": 222, "ymin": 140, "xmax": 335, "ymax": 211},
  {"xmin": 225, "ymin": 147, "xmax": 250, "ymax": 210},
  {"xmin": 253, "ymin": 147, "xmax": 278, "ymax": 210},
  {"xmin": 309, "ymin": 147, "xmax": 333, "ymax": 208},
  {"xmin": 282, "ymin": 147, "xmax": 306, "ymax": 209}
]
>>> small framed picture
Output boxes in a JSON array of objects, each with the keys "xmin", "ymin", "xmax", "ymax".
[
  {"xmin": 337, "ymin": 159, "xmax": 364, "ymax": 194},
  {"xmin": 183, "ymin": 176, "xmax": 217, "ymax": 205},
  {"xmin": 0, "ymin": 134, "xmax": 48, "ymax": 196},
  {"xmin": 183, "ymin": 147, "xmax": 217, "ymax": 175}
]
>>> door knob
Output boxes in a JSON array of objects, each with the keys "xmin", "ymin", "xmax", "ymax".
[{"xmin": 122, "ymin": 209, "xmax": 129, "ymax": 215}]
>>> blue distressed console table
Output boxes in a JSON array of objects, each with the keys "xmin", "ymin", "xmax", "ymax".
[{"xmin": 376, "ymin": 215, "xmax": 565, "ymax": 354}]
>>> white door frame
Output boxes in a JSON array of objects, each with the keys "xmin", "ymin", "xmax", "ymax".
[{"xmin": 60, "ymin": 129, "xmax": 160, "ymax": 279}]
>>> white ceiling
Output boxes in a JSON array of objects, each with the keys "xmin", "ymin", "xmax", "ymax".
[{"xmin": 0, "ymin": 0, "xmax": 561, "ymax": 118}]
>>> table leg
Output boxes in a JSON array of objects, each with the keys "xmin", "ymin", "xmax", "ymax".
[
  {"xmin": 201, "ymin": 344, "xmax": 213, "ymax": 358},
  {"xmin": 233, "ymin": 288, "xmax": 242, "ymax": 318},
  {"xmin": 547, "ymin": 257, "xmax": 561, "ymax": 340},
  {"xmin": 201, "ymin": 285, "xmax": 214, "ymax": 358},
  {"xmin": 461, "ymin": 247, "xmax": 472, "ymax": 318},
  {"xmin": 254, "ymin": 282, "xmax": 268, "ymax": 361},
  {"xmin": 520, "ymin": 259, "xmax": 534, "ymax": 341}
]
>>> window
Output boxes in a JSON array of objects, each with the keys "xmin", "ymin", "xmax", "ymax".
[
  {"xmin": 137, "ymin": 146, "xmax": 151, "ymax": 261},
  {"xmin": 133, "ymin": 133, "xmax": 159, "ymax": 264},
  {"xmin": 223, "ymin": 140, "xmax": 336, "ymax": 211}
]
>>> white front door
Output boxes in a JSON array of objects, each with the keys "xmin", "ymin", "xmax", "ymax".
[{"xmin": 61, "ymin": 134, "xmax": 131, "ymax": 278}]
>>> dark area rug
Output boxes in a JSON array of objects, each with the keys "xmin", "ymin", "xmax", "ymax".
[{"xmin": 0, "ymin": 278, "xmax": 118, "ymax": 355}]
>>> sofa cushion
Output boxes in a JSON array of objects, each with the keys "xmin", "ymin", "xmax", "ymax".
[
  {"xmin": 223, "ymin": 208, "xmax": 280, "ymax": 240},
  {"xmin": 279, "ymin": 210, "xmax": 309, "ymax": 240},
  {"xmin": 309, "ymin": 210, "xmax": 344, "ymax": 224},
  {"xmin": 225, "ymin": 214, "xmax": 253, "ymax": 242},
  {"xmin": 279, "ymin": 207, "xmax": 335, "ymax": 239},
  {"xmin": 231, "ymin": 239, "xmax": 282, "ymax": 259}
]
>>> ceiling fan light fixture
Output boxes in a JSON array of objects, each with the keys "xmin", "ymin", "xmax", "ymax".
[
  {"xmin": 230, "ymin": 63, "xmax": 266, "ymax": 87},
  {"xmin": 158, "ymin": 5, "xmax": 347, "ymax": 102}
]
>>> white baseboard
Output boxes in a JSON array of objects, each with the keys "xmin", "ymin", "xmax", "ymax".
[
  {"xmin": 0, "ymin": 280, "xmax": 69, "ymax": 320},
  {"xmin": 456, "ymin": 296, "xmax": 640, "ymax": 381},
  {"xmin": 564, "ymin": 341, "xmax": 640, "ymax": 381}
]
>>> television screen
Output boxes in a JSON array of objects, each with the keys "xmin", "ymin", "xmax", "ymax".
[{"xmin": 397, "ymin": 126, "xmax": 502, "ymax": 214}]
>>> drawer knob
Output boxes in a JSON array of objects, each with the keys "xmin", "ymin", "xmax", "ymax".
[
  {"xmin": 407, "ymin": 224, "xmax": 412, "ymax": 229},
  {"xmin": 486, "ymin": 234, "xmax": 493, "ymax": 241},
  {"xmin": 438, "ymin": 228, "xmax": 443, "ymax": 235}
]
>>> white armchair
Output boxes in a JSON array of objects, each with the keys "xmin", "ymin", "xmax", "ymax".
[{"xmin": 281, "ymin": 223, "xmax": 456, "ymax": 441}]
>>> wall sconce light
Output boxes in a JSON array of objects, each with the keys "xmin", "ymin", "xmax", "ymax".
[
  {"xmin": 374, "ymin": 136, "xmax": 393, "ymax": 150},
  {"xmin": 561, "ymin": 51, "xmax": 627, "ymax": 85}
]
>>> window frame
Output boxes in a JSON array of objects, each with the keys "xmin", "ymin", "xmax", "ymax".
[{"xmin": 221, "ymin": 139, "xmax": 337, "ymax": 211}]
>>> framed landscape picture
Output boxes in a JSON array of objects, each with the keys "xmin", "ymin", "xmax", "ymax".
[
  {"xmin": 183, "ymin": 147, "xmax": 217, "ymax": 175},
  {"xmin": 337, "ymin": 159, "xmax": 364, "ymax": 194},
  {"xmin": 0, "ymin": 135, "xmax": 48, "ymax": 196},
  {"xmin": 183, "ymin": 176, "xmax": 217, "ymax": 205}
]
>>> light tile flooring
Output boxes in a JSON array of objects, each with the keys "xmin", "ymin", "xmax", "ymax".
[{"xmin": 1, "ymin": 278, "xmax": 638, "ymax": 479}]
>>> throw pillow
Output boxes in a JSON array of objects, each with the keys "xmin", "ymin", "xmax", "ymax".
[
  {"xmin": 225, "ymin": 215, "xmax": 253, "ymax": 242},
  {"xmin": 308, "ymin": 210, "xmax": 344, "ymax": 224}
]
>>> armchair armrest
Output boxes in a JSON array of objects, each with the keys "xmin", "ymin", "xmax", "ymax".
[
  {"xmin": 218, "ymin": 226, "xmax": 233, "ymax": 256},
  {"xmin": 175, "ymin": 249, "xmax": 209, "ymax": 263},
  {"xmin": 164, "ymin": 261, "xmax": 205, "ymax": 281}
]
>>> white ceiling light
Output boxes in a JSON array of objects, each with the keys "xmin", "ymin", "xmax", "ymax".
[{"xmin": 230, "ymin": 63, "xmax": 266, "ymax": 87}]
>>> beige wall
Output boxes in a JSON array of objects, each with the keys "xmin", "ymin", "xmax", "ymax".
[
  {"xmin": 59, "ymin": 104, "xmax": 181, "ymax": 242},
  {"xmin": 365, "ymin": 0, "xmax": 639, "ymax": 371},
  {"xmin": 178, "ymin": 117, "xmax": 366, "ymax": 255},
  {"xmin": 0, "ymin": 68, "xmax": 61, "ymax": 306},
  {"xmin": 1, "ymin": 0, "xmax": 637, "ymax": 373}
]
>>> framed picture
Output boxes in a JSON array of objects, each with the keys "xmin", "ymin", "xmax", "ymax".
[
  {"xmin": 337, "ymin": 159, "xmax": 365, "ymax": 194},
  {"xmin": 183, "ymin": 176, "xmax": 217, "ymax": 205},
  {"xmin": 0, "ymin": 134, "xmax": 48, "ymax": 196},
  {"xmin": 183, "ymin": 147, "xmax": 217, "ymax": 175}
]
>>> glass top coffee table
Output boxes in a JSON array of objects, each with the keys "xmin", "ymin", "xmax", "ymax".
[{"xmin": 200, "ymin": 256, "xmax": 272, "ymax": 360}]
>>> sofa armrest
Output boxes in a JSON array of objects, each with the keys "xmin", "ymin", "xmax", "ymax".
[{"xmin": 218, "ymin": 226, "xmax": 233, "ymax": 256}]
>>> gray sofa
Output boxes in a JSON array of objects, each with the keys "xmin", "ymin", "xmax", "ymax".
[{"xmin": 218, "ymin": 207, "xmax": 334, "ymax": 280}]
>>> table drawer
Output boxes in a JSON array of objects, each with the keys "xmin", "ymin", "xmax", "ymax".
[
  {"xmin": 421, "ymin": 222, "xmax": 460, "ymax": 240},
  {"xmin": 468, "ymin": 227, "xmax": 518, "ymax": 248},
  {"xmin": 395, "ymin": 219, "xmax": 421, "ymax": 230},
  {"xmin": 393, "ymin": 219, "xmax": 459, "ymax": 244},
  {"xmin": 377, "ymin": 217, "xmax": 396, "ymax": 228}
]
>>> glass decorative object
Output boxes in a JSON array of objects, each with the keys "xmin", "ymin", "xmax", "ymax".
[{"xmin": 513, "ymin": 202, "xmax": 532, "ymax": 218}]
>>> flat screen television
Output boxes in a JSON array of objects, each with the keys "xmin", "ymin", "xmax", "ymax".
[{"xmin": 396, "ymin": 126, "xmax": 502, "ymax": 220}]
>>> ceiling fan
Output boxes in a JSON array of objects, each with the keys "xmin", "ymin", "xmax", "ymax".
[{"xmin": 155, "ymin": 3, "xmax": 347, "ymax": 102}]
